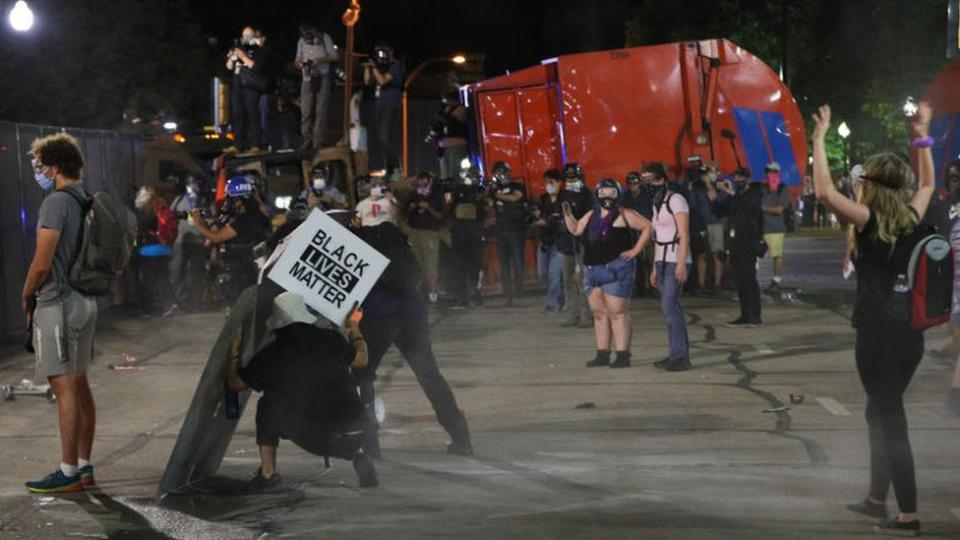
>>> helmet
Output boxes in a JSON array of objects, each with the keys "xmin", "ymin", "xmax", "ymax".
[
  {"xmin": 226, "ymin": 176, "xmax": 254, "ymax": 198},
  {"xmin": 563, "ymin": 162, "xmax": 584, "ymax": 182},
  {"xmin": 491, "ymin": 161, "xmax": 511, "ymax": 175},
  {"xmin": 373, "ymin": 42, "xmax": 394, "ymax": 62},
  {"xmin": 594, "ymin": 177, "xmax": 622, "ymax": 201}
]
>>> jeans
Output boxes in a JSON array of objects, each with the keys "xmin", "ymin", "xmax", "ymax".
[
  {"xmin": 561, "ymin": 249, "xmax": 592, "ymax": 323},
  {"xmin": 655, "ymin": 261, "xmax": 690, "ymax": 360},
  {"xmin": 375, "ymin": 104, "xmax": 402, "ymax": 171},
  {"xmin": 856, "ymin": 325, "xmax": 924, "ymax": 513},
  {"xmin": 731, "ymin": 248, "xmax": 761, "ymax": 322},
  {"xmin": 356, "ymin": 315, "xmax": 470, "ymax": 444},
  {"xmin": 451, "ymin": 223, "xmax": 484, "ymax": 301},
  {"xmin": 496, "ymin": 226, "xmax": 527, "ymax": 298},
  {"xmin": 300, "ymin": 77, "xmax": 330, "ymax": 147},
  {"xmin": 537, "ymin": 244, "xmax": 564, "ymax": 309}
]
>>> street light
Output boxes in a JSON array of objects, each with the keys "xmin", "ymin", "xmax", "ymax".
[
  {"xmin": 838, "ymin": 121, "xmax": 851, "ymax": 169},
  {"xmin": 903, "ymin": 96, "xmax": 918, "ymax": 118},
  {"xmin": 402, "ymin": 54, "xmax": 467, "ymax": 174},
  {"xmin": 9, "ymin": 0, "xmax": 34, "ymax": 32}
]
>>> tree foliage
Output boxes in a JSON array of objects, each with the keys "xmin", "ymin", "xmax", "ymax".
[{"xmin": 0, "ymin": 0, "xmax": 209, "ymax": 129}]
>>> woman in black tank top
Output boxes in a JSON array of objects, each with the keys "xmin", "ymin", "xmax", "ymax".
[
  {"xmin": 562, "ymin": 178, "xmax": 652, "ymax": 369},
  {"xmin": 811, "ymin": 103, "xmax": 934, "ymax": 535}
]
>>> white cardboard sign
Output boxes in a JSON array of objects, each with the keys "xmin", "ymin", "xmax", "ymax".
[{"xmin": 267, "ymin": 209, "xmax": 389, "ymax": 325}]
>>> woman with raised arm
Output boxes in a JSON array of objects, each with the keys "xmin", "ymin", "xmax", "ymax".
[
  {"xmin": 811, "ymin": 103, "xmax": 933, "ymax": 536},
  {"xmin": 562, "ymin": 178, "xmax": 652, "ymax": 369}
]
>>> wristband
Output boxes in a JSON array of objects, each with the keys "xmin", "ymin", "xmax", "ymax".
[{"xmin": 910, "ymin": 136, "xmax": 934, "ymax": 148}]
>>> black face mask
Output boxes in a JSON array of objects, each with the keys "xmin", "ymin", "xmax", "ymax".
[
  {"xmin": 598, "ymin": 197, "xmax": 618, "ymax": 210},
  {"xmin": 649, "ymin": 184, "xmax": 667, "ymax": 206}
]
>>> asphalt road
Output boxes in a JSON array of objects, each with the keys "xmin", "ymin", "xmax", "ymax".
[{"xmin": 1, "ymin": 231, "xmax": 958, "ymax": 539}]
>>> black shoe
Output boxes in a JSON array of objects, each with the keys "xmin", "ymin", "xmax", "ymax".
[
  {"xmin": 447, "ymin": 440, "xmax": 474, "ymax": 456},
  {"xmin": 873, "ymin": 518, "xmax": 920, "ymax": 537},
  {"xmin": 664, "ymin": 357, "xmax": 692, "ymax": 372},
  {"xmin": 846, "ymin": 498, "xmax": 888, "ymax": 520},
  {"xmin": 726, "ymin": 318, "xmax": 761, "ymax": 328},
  {"xmin": 352, "ymin": 451, "xmax": 379, "ymax": 488},
  {"xmin": 586, "ymin": 350, "xmax": 610, "ymax": 368},
  {"xmin": 248, "ymin": 469, "xmax": 282, "ymax": 491},
  {"xmin": 609, "ymin": 351, "xmax": 631, "ymax": 369},
  {"xmin": 653, "ymin": 357, "xmax": 671, "ymax": 370}
]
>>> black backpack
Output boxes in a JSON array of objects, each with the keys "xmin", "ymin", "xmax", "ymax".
[
  {"xmin": 886, "ymin": 223, "xmax": 953, "ymax": 330},
  {"xmin": 353, "ymin": 223, "xmax": 422, "ymax": 292}
]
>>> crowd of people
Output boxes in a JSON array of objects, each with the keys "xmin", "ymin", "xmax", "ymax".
[{"xmin": 18, "ymin": 94, "xmax": 960, "ymax": 536}]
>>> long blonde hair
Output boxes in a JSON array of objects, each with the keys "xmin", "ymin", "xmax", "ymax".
[{"xmin": 858, "ymin": 152, "xmax": 917, "ymax": 246}]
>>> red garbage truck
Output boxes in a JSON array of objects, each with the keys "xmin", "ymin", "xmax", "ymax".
[{"xmin": 463, "ymin": 38, "xmax": 808, "ymax": 294}]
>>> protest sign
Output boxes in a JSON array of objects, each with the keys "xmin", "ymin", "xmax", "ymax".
[{"xmin": 267, "ymin": 209, "xmax": 389, "ymax": 325}]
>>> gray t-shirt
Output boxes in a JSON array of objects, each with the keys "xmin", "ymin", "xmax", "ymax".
[
  {"xmin": 762, "ymin": 186, "xmax": 791, "ymax": 234},
  {"xmin": 36, "ymin": 183, "xmax": 91, "ymax": 304}
]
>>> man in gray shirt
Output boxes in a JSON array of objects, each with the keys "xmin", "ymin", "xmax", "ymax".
[
  {"xmin": 761, "ymin": 162, "xmax": 792, "ymax": 291},
  {"xmin": 22, "ymin": 133, "xmax": 98, "ymax": 494},
  {"xmin": 295, "ymin": 23, "xmax": 337, "ymax": 151}
]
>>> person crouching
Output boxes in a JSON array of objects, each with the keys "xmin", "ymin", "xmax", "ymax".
[{"xmin": 225, "ymin": 292, "xmax": 378, "ymax": 488}]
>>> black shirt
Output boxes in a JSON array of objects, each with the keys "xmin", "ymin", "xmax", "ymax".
[
  {"xmin": 582, "ymin": 212, "xmax": 635, "ymax": 266},
  {"xmin": 492, "ymin": 181, "xmax": 528, "ymax": 230},
  {"xmin": 406, "ymin": 190, "xmax": 446, "ymax": 230},
  {"xmin": 240, "ymin": 323, "xmax": 365, "ymax": 433},
  {"xmin": 714, "ymin": 183, "xmax": 764, "ymax": 252},
  {"xmin": 622, "ymin": 189, "xmax": 653, "ymax": 221},
  {"xmin": 451, "ymin": 184, "xmax": 485, "ymax": 224},
  {"xmin": 537, "ymin": 193, "xmax": 564, "ymax": 245}
]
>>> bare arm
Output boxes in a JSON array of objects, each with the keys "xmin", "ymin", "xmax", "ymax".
[
  {"xmin": 345, "ymin": 303, "xmax": 367, "ymax": 369},
  {"xmin": 908, "ymin": 103, "xmax": 934, "ymax": 219},
  {"xmin": 562, "ymin": 203, "xmax": 592, "ymax": 237},
  {"xmin": 371, "ymin": 66, "xmax": 393, "ymax": 86},
  {"xmin": 192, "ymin": 210, "xmax": 238, "ymax": 244},
  {"xmin": 811, "ymin": 105, "xmax": 870, "ymax": 230},
  {"xmin": 225, "ymin": 330, "xmax": 248, "ymax": 392}
]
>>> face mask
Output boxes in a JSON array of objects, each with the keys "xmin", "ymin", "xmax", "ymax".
[
  {"xmin": 462, "ymin": 178, "xmax": 473, "ymax": 186},
  {"xmin": 767, "ymin": 172, "xmax": 781, "ymax": 192},
  {"xmin": 598, "ymin": 197, "xmax": 618, "ymax": 210},
  {"xmin": 495, "ymin": 174, "xmax": 509, "ymax": 186},
  {"xmin": 313, "ymin": 179, "xmax": 327, "ymax": 191},
  {"xmin": 370, "ymin": 186, "xmax": 384, "ymax": 198},
  {"xmin": 545, "ymin": 184, "xmax": 558, "ymax": 195},
  {"xmin": 566, "ymin": 181, "xmax": 583, "ymax": 192},
  {"xmin": 650, "ymin": 184, "xmax": 667, "ymax": 206},
  {"xmin": 708, "ymin": 172, "xmax": 718, "ymax": 182},
  {"xmin": 34, "ymin": 170, "xmax": 54, "ymax": 191},
  {"xmin": 416, "ymin": 184, "xmax": 431, "ymax": 195}
]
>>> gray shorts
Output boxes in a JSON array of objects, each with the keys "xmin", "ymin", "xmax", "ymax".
[
  {"xmin": 33, "ymin": 293, "xmax": 98, "ymax": 379},
  {"xmin": 707, "ymin": 223, "xmax": 725, "ymax": 253}
]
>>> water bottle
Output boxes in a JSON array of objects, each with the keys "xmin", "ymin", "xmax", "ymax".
[
  {"xmin": 224, "ymin": 382, "xmax": 240, "ymax": 420},
  {"xmin": 890, "ymin": 273, "xmax": 911, "ymax": 323}
]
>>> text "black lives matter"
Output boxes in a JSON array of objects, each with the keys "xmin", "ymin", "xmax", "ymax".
[{"xmin": 289, "ymin": 228, "xmax": 371, "ymax": 309}]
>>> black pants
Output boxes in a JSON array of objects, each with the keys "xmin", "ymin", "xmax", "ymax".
[
  {"xmin": 169, "ymin": 237, "xmax": 207, "ymax": 309},
  {"xmin": 138, "ymin": 254, "xmax": 172, "ymax": 314},
  {"xmin": 730, "ymin": 248, "xmax": 761, "ymax": 322},
  {"xmin": 356, "ymin": 315, "xmax": 469, "ymax": 443},
  {"xmin": 255, "ymin": 394, "xmax": 363, "ymax": 460},
  {"xmin": 451, "ymin": 223, "xmax": 484, "ymax": 301},
  {"xmin": 856, "ymin": 325, "xmax": 924, "ymax": 513},
  {"xmin": 375, "ymin": 104, "xmax": 402, "ymax": 171},
  {"xmin": 232, "ymin": 84, "xmax": 262, "ymax": 150},
  {"xmin": 496, "ymin": 226, "xmax": 527, "ymax": 298}
]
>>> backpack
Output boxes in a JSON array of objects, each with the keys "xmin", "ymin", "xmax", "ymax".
[
  {"xmin": 653, "ymin": 192, "xmax": 684, "ymax": 263},
  {"xmin": 887, "ymin": 223, "xmax": 953, "ymax": 331},
  {"xmin": 354, "ymin": 223, "xmax": 422, "ymax": 292},
  {"xmin": 63, "ymin": 190, "xmax": 138, "ymax": 297},
  {"xmin": 156, "ymin": 205, "xmax": 178, "ymax": 246}
]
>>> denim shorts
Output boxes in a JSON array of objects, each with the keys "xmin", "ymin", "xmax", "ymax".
[{"xmin": 583, "ymin": 257, "xmax": 637, "ymax": 298}]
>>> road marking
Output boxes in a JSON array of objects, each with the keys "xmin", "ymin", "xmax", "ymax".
[
  {"xmin": 951, "ymin": 507, "xmax": 960, "ymax": 520},
  {"xmin": 754, "ymin": 343, "xmax": 774, "ymax": 355},
  {"xmin": 816, "ymin": 396, "xmax": 852, "ymax": 416}
]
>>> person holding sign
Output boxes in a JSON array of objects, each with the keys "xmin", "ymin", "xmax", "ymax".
[
  {"xmin": 352, "ymin": 222, "xmax": 473, "ymax": 458},
  {"xmin": 225, "ymin": 293, "xmax": 378, "ymax": 488}
]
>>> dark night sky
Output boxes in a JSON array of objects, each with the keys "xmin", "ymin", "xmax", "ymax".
[{"xmin": 189, "ymin": 0, "xmax": 633, "ymax": 79}]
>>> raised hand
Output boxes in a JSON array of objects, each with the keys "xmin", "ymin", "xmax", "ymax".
[{"xmin": 811, "ymin": 105, "xmax": 832, "ymax": 141}]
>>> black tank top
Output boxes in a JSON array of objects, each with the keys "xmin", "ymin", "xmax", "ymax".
[{"xmin": 583, "ymin": 220, "xmax": 634, "ymax": 266}]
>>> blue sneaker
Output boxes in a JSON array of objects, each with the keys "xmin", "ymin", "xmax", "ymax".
[
  {"xmin": 25, "ymin": 468, "xmax": 83, "ymax": 494},
  {"xmin": 79, "ymin": 464, "xmax": 95, "ymax": 487}
]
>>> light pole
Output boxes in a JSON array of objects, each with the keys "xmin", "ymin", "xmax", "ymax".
[
  {"xmin": 838, "ymin": 121, "xmax": 851, "ymax": 169},
  {"xmin": 8, "ymin": 0, "xmax": 34, "ymax": 32},
  {"xmin": 402, "ymin": 54, "xmax": 466, "ymax": 174}
]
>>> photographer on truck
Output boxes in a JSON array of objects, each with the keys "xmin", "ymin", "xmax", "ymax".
[
  {"xmin": 295, "ymin": 23, "xmax": 337, "ymax": 152},
  {"xmin": 425, "ymin": 91, "xmax": 468, "ymax": 180},
  {"xmin": 226, "ymin": 26, "xmax": 267, "ymax": 153},
  {"xmin": 363, "ymin": 42, "xmax": 405, "ymax": 175}
]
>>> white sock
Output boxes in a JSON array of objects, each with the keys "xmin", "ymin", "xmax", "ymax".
[
  {"xmin": 78, "ymin": 459, "xmax": 90, "ymax": 469},
  {"xmin": 772, "ymin": 276, "xmax": 782, "ymax": 284},
  {"xmin": 60, "ymin": 462, "xmax": 78, "ymax": 477}
]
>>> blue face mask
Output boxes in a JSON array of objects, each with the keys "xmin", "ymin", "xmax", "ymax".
[{"xmin": 34, "ymin": 170, "xmax": 54, "ymax": 191}]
